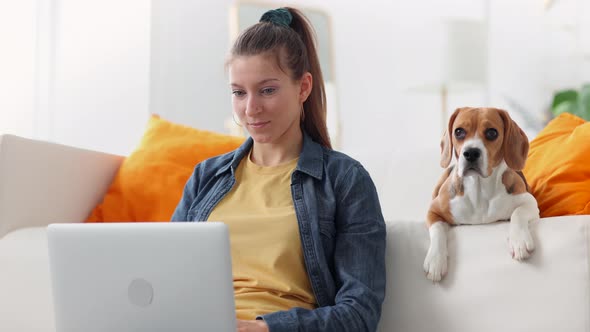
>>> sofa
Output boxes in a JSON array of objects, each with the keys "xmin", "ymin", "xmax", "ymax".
[{"xmin": 0, "ymin": 133, "xmax": 589, "ymax": 332}]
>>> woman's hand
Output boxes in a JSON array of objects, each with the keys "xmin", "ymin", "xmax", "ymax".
[{"xmin": 237, "ymin": 319, "xmax": 269, "ymax": 332}]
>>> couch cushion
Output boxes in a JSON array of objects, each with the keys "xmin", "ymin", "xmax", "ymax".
[
  {"xmin": 1, "ymin": 218, "xmax": 589, "ymax": 332},
  {"xmin": 0, "ymin": 227, "xmax": 54, "ymax": 332},
  {"xmin": 86, "ymin": 115, "xmax": 245, "ymax": 222},
  {"xmin": 379, "ymin": 216, "xmax": 590, "ymax": 332}
]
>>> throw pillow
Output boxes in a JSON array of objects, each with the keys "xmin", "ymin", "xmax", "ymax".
[
  {"xmin": 86, "ymin": 114, "xmax": 245, "ymax": 222},
  {"xmin": 523, "ymin": 113, "xmax": 590, "ymax": 217}
]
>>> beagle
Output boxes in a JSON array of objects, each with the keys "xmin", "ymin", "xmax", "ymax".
[{"xmin": 424, "ymin": 107, "xmax": 540, "ymax": 282}]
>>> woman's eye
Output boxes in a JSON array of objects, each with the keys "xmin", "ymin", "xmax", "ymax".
[
  {"xmin": 454, "ymin": 128, "xmax": 466, "ymax": 139},
  {"xmin": 485, "ymin": 128, "xmax": 498, "ymax": 141},
  {"xmin": 232, "ymin": 90, "xmax": 245, "ymax": 97},
  {"xmin": 261, "ymin": 87, "xmax": 276, "ymax": 95}
]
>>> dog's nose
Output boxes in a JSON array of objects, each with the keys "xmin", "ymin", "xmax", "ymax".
[{"xmin": 463, "ymin": 148, "xmax": 481, "ymax": 162}]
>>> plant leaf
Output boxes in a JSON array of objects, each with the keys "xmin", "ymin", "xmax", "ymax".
[
  {"xmin": 552, "ymin": 89, "xmax": 578, "ymax": 110},
  {"xmin": 578, "ymin": 84, "xmax": 590, "ymax": 120},
  {"xmin": 552, "ymin": 100, "xmax": 577, "ymax": 117}
]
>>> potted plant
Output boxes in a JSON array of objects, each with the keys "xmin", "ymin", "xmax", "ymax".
[{"xmin": 551, "ymin": 84, "xmax": 590, "ymax": 121}]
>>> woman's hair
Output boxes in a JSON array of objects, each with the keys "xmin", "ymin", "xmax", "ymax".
[{"xmin": 229, "ymin": 7, "xmax": 331, "ymax": 149}]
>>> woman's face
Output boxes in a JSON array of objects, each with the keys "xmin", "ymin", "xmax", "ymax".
[{"xmin": 229, "ymin": 54, "xmax": 311, "ymax": 145}]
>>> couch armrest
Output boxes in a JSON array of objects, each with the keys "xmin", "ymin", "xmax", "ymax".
[{"xmin": 0, "ymin": 135, "xmax": 123, "ymax": 238}]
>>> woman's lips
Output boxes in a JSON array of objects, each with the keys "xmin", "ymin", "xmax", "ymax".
[{"xmin": 248, "ymin": 121, "xmax": 270, "ymax": 128}]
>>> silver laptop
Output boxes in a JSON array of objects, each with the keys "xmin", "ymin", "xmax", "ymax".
[{"xmin": 47, "ymin": 222, "xmax": 236, "ymax": 332}]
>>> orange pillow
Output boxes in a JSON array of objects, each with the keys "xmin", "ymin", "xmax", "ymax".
[
  {"xmin": 523, "ymin": 113, "xmax": 590, "ymax": 218},
  {"xmin": 86, "ymin": 115, "xmax": 245, "ymax": 222}
]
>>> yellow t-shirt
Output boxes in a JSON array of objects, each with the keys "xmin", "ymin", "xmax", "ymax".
[{"xmin": 208, "ymin": 152, "xmax": 317, "ymax": 320}]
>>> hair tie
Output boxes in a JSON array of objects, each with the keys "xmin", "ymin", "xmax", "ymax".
[{"xmin": 259, "ymin": 8, "xmax": 293, "ymax": 28}]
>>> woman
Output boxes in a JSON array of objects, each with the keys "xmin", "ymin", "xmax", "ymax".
[{"xmin": 172, "ymin": 7, "xmax": 386, "ymax": 332}]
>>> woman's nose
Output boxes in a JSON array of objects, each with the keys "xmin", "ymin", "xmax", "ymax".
[{"xmin": 245, "ymin": 96, "xmax": 261, "ymax": 115}]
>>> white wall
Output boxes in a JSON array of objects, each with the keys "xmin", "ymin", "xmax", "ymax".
[
  {"xmin": 150, "ymin": 0, "xmax": 233, "ymax": 133},
  {"xmin": 4, "ymin": 0, "xmax": 589, "ymax": 156},
  {"xmin": 325, "ymin": 0, "xmax": 487, "ymax": 151},
  {"xmin": 51, "ymin": 0, "xmax": 151, "ymax": 155},
  {"xmin": 487, "ymin": 0, "xmax": 588, "ymax": 135},
  {"xmin": 0, "ymin": 0, "xmax": 36, "ymax": 138},
  {"xmin": 150, "ymin": 0, "xmax": 483, "ymax": 152},
  {"xmin": 150, "ymin": 0, "xmax": 590, "ymax": 155}
]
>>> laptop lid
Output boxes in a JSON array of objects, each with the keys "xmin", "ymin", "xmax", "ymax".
[{"xmin": 47, "ymin": 222, "xmax": 236, "ymax": 332}]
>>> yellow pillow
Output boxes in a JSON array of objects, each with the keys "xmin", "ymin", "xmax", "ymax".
[
  {"xmin": 523, "ymin": 113, "xmax": 590, "ymax": 218},
  {"xmin": 86, "ymin": 115, "xmax": 245, "ymax": 222}
]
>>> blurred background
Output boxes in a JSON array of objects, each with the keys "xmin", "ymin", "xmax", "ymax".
[{"xmin": 1, "ymin": 0, "xmax": 589, "ymax": 156}]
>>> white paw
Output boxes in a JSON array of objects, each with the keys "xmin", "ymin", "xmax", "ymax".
[
  {"xmin": 423, "ymin": 247, "xmax": 448, "ymax": 282},
  {"xmin": 508, "ymin": 227, "xmax": 535, "ymax": 261}
]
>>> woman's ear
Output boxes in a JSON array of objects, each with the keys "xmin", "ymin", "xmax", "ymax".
[{"xmin": 299, "ymin": 72, "xmax": 313, "ymax": 103}]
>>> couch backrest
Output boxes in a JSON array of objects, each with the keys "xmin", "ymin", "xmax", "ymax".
[
  {"xmin": 346, "ymin": 146, "xmax": 442, "ymax": 222},
  {"xmin": 0, "ymin": 135, "xmax": 123, "ymax": 238},
  {"xmin": 378, "ymin": 216, "xmax": 590, "ymax": 332}
]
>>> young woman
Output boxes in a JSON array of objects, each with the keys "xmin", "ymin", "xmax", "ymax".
[{"xmin": 172, "ymin": 7, "xmax": 386, "ymax": 332}]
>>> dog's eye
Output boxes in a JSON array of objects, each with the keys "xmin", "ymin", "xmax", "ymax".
[
  {"xmin": 454, "ymin": 128, "xmax": 466, "ymax": 140},
  {"xmin": 485, "ymin": 128, "xmax": 498, "ymax": 141}
]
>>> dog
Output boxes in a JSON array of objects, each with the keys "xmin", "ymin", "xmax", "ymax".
[{"xmin": 423, "ymin": 107, "xmax": 540, "ymax": 282}]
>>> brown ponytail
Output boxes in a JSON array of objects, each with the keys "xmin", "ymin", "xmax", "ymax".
[{"xmin": 229, "ymin": 7, "xmax": 331, "ymax": 149}]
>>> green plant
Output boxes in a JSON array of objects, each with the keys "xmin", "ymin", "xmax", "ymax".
[{"xmin": 551, "ymin": 84, "xmax": 590, "ymax": 121}]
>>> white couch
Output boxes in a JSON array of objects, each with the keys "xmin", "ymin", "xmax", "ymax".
[{"xmin": 0, "ymin": 134, "xmax": 589, "ymax": 332}]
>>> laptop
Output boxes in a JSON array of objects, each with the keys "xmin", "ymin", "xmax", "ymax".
[{"xmin": 47, "ymin": 222, "xmax": 236, "ymax": 332}]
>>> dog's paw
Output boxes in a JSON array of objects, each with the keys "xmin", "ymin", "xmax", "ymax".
[
  {"xmin": 508, "ymin": 227, "xmax": 535, "ymax": 261},
  {"xmin": 423, "ymin": 247, "xmax": 448, "ymax": 282}
]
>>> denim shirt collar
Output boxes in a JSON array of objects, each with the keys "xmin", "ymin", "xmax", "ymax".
[{"xmin": 215, "ymin": 130, "xmax": 324, "ymax": 180}]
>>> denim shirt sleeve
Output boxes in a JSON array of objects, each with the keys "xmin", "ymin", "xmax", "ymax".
[
  {"xmin": 259, "ymin": 164, "xmax": 387, "ymax": 332},
  {"xmin": 170, "ymin": 164, "xmax": 201, "ymax": 222}
]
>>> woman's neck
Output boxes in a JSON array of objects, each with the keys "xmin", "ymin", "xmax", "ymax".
[{"xmin": 250, "ymin": 129, "xmax": 303, "ymax": 167}]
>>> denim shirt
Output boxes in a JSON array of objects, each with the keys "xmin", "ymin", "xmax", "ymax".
[{"xmin": 171, "ymin": 132, "xmax": 386, "ymax": 332}]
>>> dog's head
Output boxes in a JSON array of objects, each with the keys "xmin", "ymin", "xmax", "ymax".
[{"xmin": 440, "ymin": 107, "xmax": 529, "ymax": 177}]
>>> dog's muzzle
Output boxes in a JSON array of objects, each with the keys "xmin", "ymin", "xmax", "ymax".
[
  {"xmin": 461, "ymin": 147, "xmax": 483, "ymax": 176},
  {"xmin": 463, "ymin": 148, "xmax": 481, "ymax": 163}
]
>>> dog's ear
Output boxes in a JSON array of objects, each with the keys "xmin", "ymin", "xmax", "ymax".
[
  {"xmin": 440, "ymin": 108, "xmax": 462, "ymax": 168},
  {"xmin": 498, "ymin": 109, "xmax": 529, "ymax": 170},
  {"xmin": 440, "ymin": 130, "xmax": 452, "ymax": 168}
]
